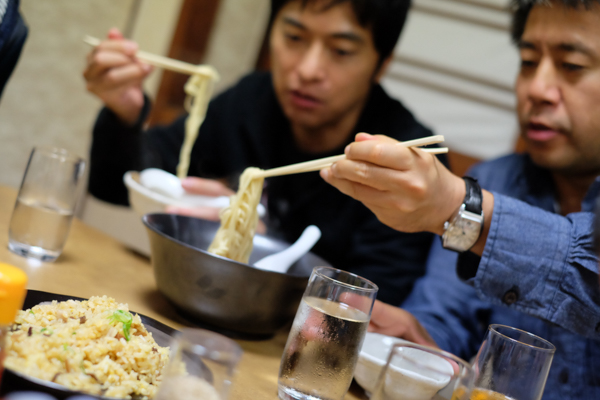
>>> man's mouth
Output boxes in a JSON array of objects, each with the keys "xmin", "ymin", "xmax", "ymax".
[
  {"xmin": 289, "ymin": 90, "xmax": 321, "ymax": 109},
  {"xmin": 526, "ymin": 122, "xmax": 560, "ymax": 142}
]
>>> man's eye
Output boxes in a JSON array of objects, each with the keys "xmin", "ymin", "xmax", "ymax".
[
  {"xmin": 562, "ymin": 62, "xmax": 584, "ymax": 72},
  {"xmin": 520, "ymin": 60, "xmax": 537, "ymax": 68},
  {"xmin": 333, "ymin": 48, "xmax": 353, "ymax": 57},
  {"xmin": 285, "ymin": 33, "xmax": 302, "ymax": 42}
]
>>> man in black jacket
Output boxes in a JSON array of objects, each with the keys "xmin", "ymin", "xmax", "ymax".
[{"xmin": 83, "ymin": 0, "xmax": 444, "ymax": 305}]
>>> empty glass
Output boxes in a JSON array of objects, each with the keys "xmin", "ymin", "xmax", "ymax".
[
  {"xmin": 8, "ymin": 146, "xmax": 86, "ymax": 262},
  {"xmin": 278, "ymin": 266, "xmax": 378, "ymax": 400},
  {"xmin": 470, "ymin": 324, "xmax": 555, "ymax": 400},
  {"xmin": 371, "ymin": 343, "xmax": 475, "ymax": 400},
  {"xmin": 155, "ymin": 328, "xmax": 243, "ymax": 400}
]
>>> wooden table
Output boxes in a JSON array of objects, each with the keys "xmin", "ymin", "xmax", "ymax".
[{"xmin": 0, "ymin": 186, "xmax": 366, "ymax": 400}]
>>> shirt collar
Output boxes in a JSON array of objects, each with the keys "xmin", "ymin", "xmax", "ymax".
[{"xmin": 521, "ymin": 154, "xmax": 600, "ymax": 213}]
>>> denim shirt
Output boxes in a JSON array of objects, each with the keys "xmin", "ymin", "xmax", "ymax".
[{"xmin": 402, "ymin": 153, "xmax": 600, "ymax": 400}]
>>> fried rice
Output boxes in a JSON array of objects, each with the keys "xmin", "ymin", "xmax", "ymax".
[{"xmin": 5, "ymin": 296, "xmax": 170, "ymax": 399}]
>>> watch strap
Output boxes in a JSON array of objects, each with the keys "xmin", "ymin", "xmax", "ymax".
[{"xmin": 463, "ymin": 176, "xmax": 483, "ymax": 215}]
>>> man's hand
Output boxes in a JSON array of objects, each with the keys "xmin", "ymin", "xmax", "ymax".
[
  {"xmin": 368, "ymin": 300, "xmax": 437, "ymax": 348},
  {"xmin": 83, "ymin": 28, "xmax": 152, "ymax": 125},
  {"xmin": 164, "ymin": 177, "xmax": 268, "ymax": 234},
  {"xmin": 320, "ymin": 133, "xmax": 465, "ymax": 235},
  {"xmin": 165, "ymin": 176, "xmax": 234, "ymax": 220}
]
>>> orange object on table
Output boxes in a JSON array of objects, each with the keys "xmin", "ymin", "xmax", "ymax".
[{"xmin": 0, "ymin": 262, "xmax": 28, "ymax": 387}]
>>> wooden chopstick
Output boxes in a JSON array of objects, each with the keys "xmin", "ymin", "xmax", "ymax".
[
  {"xmin": 256, "ymin": 135, "xmax": 447, "ymax": 179},
  {"xmin": 83, "ymin": 35, "xmax": 220, "ymax": 80}
]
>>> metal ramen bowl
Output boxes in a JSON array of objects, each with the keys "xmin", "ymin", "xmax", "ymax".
[{"xmin": 142, "ymin": 214, "xmax": 330, "ymax": 337}]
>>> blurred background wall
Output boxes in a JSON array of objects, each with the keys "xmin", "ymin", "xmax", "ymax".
[
  {"xmin": 0, "ymin": 0, "xmax": 518, "ymax": 253},
  {"xmin": 0, "ymin": 0, "xmax": 134, "ymax": 189},
  {"xmin": 0, "ymin": 0, "xmax": 268, "ymax": 189}
]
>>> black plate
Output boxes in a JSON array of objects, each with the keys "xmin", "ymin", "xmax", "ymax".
[{"xmin": 0, "ymin": 290, "xmax": 179, "ymax": 400}]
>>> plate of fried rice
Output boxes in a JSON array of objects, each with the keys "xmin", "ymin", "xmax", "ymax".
[{"xmin": 0, "ymin": 290, "xmax": 178, "ymax": 400}]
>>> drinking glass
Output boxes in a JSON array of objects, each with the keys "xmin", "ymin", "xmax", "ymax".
[
  {"xmin": 371, "ymin": 343, "xmax": 475, "ymax": 400},
  {"xmin": 8, "ymin": 146, "xmax": 86, "ymax": 262},
  {"xmin": 470, "ymin": 324, "xmax": 555, "ymax": 400},
  {"xmin": 155, "ymin": 328, "xmax": 243, "ymax": 400},
  {"xmin": 278, "ymin": 266, "xmax": 378, "ymax": 400}
]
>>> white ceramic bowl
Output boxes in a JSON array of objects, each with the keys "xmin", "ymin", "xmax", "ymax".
[
  {"xmin": 124, "ymin": 171, "xmax": 172, "ymax": 216},
  {"xmin": 355, "ymin": 332, "xmax": 411, "ymax": 395},
  {"xmin": 123, "ymin": 170, "xmax": 265, "ymax": 217},
  {"xmin": 355, "ymin": 332, "xmax": 454, "ymax": 399}
]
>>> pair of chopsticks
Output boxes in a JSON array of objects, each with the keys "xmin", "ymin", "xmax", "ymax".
[
  {"xmin": 255, "ymin": 135, "xmax": 448, "ymax": 178},
  {"xmin": 83, "ymin": 35, "xmax": 220, "ymax": 80}
]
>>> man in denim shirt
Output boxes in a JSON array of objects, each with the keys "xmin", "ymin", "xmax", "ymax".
[{"xmin": 321, "ymin": 0, "xmax": 600, "ymax": 398}]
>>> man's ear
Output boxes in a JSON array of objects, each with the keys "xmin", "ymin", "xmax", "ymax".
[{"xmin": 374, "ymin": 55, "xmax": 393, "ymax": 83}]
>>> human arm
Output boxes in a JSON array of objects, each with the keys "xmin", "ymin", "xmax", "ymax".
[
  {"xmin": 368, "ymin": 300, "xmax": 438, "ymax": 347},
  {"xmin": 89, "ymin": 111, "xmax": 245, "ymax": 222},
  {"xmin": 165, "ymin": 177, "xmax": 267, "ymax": 233},
  {"xmin": 323, "ymin": 136, "xmax": 600, "ymax": 337},
  {"xmin": 164, "ymin": 177, "xmax": 235, "ymax": 220},
  {"xmin": 464, "ymin": 192, "xmax": 600, "ymax": 339},
  {"xmin": 83, "ymin": 28, "xmax": 152, "ymax": 125}
]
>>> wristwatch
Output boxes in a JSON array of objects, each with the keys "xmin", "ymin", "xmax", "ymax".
[{"xmin": 442, "ymin": 177, "xmax": 484, "ymax": 252}]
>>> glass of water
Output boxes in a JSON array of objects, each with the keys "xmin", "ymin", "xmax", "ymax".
[
  {"xmin": 469, "ymin": 325, "xmax": 555, "ymax": 400},
  {"xmin": 371, "ymin": 343, "xmax": 475, "ymax": 400},
  {"xmin": 155, "ymin": 328, "xmax": 243, "ymax": 400},
  {"xmin": 278, "ymin": 266, "xmax": 378, "ymax": 400},
  {"xmin": 8, "ymin": 146, "xmax": 86, "ymax": 262}
]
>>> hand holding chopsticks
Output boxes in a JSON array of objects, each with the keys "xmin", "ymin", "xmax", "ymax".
[
  {"xmin": 255, "ymin": 135, "xmax": 447, "ymax": 178},
  {"xmin": 83, "ymin": 35, "xmax": 219, "ymax": 80},
  {"xmin": 320, "ymin": 132, "xmax": 465, "ymax": 237}
]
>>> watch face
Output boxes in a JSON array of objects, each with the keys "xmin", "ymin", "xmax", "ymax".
[
  {"xmin": 446, "ymin": 219, "xmax": 480, "ymax": 248},
  {"xmin": 443, "ymin": 210, "xmax": 483, "ymax": 252}
]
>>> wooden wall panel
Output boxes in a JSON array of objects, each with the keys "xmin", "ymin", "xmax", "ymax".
[{"xmin": 147, "ymin": 0, "xmax": 222, "ymax": 127}]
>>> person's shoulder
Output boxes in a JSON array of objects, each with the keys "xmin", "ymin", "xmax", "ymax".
[
  {"xmin": 470, "ymin": 153, "xmax": 526, "ymax": 172},
  {"xmin": 367, "ymin": 85, "xmax": 433, "ymax": 140},
  {"xmin": 211, "ymin": 71, "xmax": 274, "ymax": 111},
  {"xmin": 223, "ymin": 71, "xmax": 272, "ymax": 97},
  {"xmin": 467, "ymin": 153, "xmax": 528, "ymax": 186}
]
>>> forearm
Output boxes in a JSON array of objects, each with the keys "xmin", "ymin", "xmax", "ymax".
[
  {"xmin": 468, "ymin": 193, "xmax": 600, "ymax": 338},
  {"xmin": 88, "ymin": 99, "xmax": 151, "ymax": 205}
]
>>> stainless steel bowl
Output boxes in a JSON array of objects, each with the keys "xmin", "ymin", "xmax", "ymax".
[{"xmin": 142, "ymin": 213, "xmax": 329, "ymax": 336}]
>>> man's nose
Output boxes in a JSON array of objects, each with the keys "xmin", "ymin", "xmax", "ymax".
[
  {"xmin": 528, "ymin": 58, "xmax": 561, "ymax": 105},
  {"xmin": 297, "ymin": 42, "xmax": 325, "ymax": 82}
]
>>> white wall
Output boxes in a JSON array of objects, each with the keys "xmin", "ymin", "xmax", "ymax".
[
  {"xmin": 0, "ymin": 0, "xmax": 134, "ymax": 189},
  {"xmin": 382, "ymin": 0, "xmax": 519, "ymax": 160}
]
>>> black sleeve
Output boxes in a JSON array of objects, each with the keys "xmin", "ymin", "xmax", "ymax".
[
  {"xmin": 348, "ymin": 217, "xmax": 435, "ymax": 306},
  {"xmin": 88, "ymin": 99, "xmax": 149, "ymax": 205},
  {"xmin": 88, "ymin": 96, "xmax": 187, "ymax": 205}
]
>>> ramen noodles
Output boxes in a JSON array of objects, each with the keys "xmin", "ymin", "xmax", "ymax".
[
  {"xmin": 207, "ymin": 167, "xmax": 265, "ymax": 264},
  {"xmin": 176, "ymin": 69, "xmax": 218, "ymax": 179}
]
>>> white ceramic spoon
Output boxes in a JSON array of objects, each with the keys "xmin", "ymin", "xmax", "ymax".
[
  {"xmin": 139, "ymin": 168, "xmax": 265, "ymax": 216},
  {"xmin": 254, "ymin": 225, "xmax": 321, "ymax": 273}
]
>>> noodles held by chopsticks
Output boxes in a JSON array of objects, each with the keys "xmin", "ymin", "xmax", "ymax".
[
  {"xmin": 205, "ymin": 135, "xmax": 447, "ymax": 263},
  {"xmin": 208, "ymin": 167, "xmax": 265, "ymax": 263},
  {"xmin": 176, "ymin": 73, "xmax": 216, "ymax": 179}
]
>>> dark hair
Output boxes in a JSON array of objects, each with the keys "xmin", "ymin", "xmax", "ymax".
[
  {"xmin": 270, "ymin": 0, "xmax": 412, "ymax": 65},
  {"xmin": 511, "ymin": 0, "xmax": 600, "ymax": 43}
]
